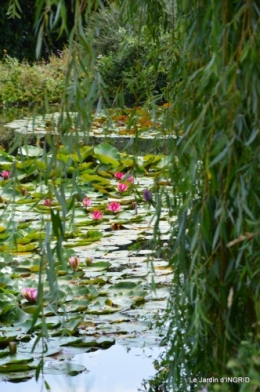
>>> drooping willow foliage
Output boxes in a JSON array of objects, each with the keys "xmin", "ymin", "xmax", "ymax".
[
  {"xmin": 7, "ymin": 0, "xmax": 260, "ymax": 390},
  {"xmin": 157, "ymin": 1, "xmax": 260, "ymax": 390}
]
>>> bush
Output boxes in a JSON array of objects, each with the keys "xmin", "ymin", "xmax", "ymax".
[
  {"xmin": 0, "ymin": 51, "xmax": 69, "ymax": 106},
  {"xmin": 85, "ymin": 4, "xmax": 174, "ymax": 106}
]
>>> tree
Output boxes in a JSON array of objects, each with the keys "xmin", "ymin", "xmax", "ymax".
[
  {"xmin": 2, "ymin": 0, "xmax": 79, "ymax": 61},
  {"xmin": 142, "ymin": 1, "xmax": 260, "ymax": 390},
  {"xmin": 0, "ymin": 0, "xmax": 36, "ymax": 61}
]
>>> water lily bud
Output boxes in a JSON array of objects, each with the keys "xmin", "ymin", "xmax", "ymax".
[
  {"xmin": 132, "ymin": 201, "xmax": 137, "ymax": 210},
  {"xmin": 21, "ymin": 187, "xmax": 28, "ymax": 196},
  {"xmin": 126, "ymin": 176, "xmax": 134, "ymax": 183},
  {"xmin": 69, "ymin": 256, "xmax": 80, "ymax": 271},
  {"xmin": 1, "ymin": 170, "xmax": 10, "ymax": 180},
  {"xmin": 43, "ymin": 199, "xmax": 52, "ymax": 206},
  {"xmin": 85, "ymin": 257, "xmax": 93, "ymax": 266},
  {"xmin": 114, "ymin": 172, "xmax": 124, "ymax": 180},
  {"xmin": 82, "ymin": 197, "xmax": 92, "ymax": 208},
  {"xmin": 9, "ymin": 341, "xmax": 17, "ymax": 355}
]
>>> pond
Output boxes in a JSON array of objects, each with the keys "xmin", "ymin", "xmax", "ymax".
[
  {"xmin": 2, "ymin": 105, "xmax": 176, "ymax": 155},
  {"xmin": 0, "ymin": 105, "xmax": 174, "ymax": 390}
]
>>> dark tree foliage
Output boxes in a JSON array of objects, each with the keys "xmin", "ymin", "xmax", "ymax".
[
  {"xmin": 0, "ymin": 0, "xmax": 35, "ymax": 61},
  {"xmin": 1, "ymin": 0, "xmax": 75, "ymax": 61}
]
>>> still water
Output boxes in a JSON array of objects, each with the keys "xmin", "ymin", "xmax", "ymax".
[{"xmin": 2, "ymin": 344, "xmax": 162, "ymax": 392}]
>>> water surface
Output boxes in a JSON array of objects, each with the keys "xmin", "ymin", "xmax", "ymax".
[{"xmin": 2, "ymin": 343, "xmax": 161, "ymax": 392}]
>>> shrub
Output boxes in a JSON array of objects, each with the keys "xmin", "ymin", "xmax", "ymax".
[
  {"xmin": 0, "ymin": 51, "xmax": 69, "ymax": 106},
  {"xmin": 85, "ymin": 4, "xmax": 174, "ymax": 106}
]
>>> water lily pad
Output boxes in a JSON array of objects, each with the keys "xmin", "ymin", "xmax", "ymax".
[
  {"xmin": 43, "ymin": 362, "xmax": 86, "ymax": 376},
  {"xmin": 94, "ymin": 143, "xmax": 120, "ymax": 167},
  {"xmin": 0, "ymin": 369, "xmax": 35, "ymax": 381},
  {"xmin": 80, "ymin": 173, "xmax": 110, "ymax": 185},
  {"xmin": 85, "ymin": 261, "xmax": 111, "ymax": 271},
  {"xmin": 50, "ymin": 336, "xmax": 83, "ymax": 346},
  {"xmin": 47, "ymin": 346, "xmax": 93, "ymax": 361},
  {"xmin": 78, "ymin": 336, "xmax": 115, "ymax": 347},
  {"xmin": 0, "ymin": 354, "xmax": 35, "ymax": 372},
  {"xmin": 18, "ymin": 145, "xmax": 43, "ymax": 157},
  {"xmin": 0, "ymin": 293, "xmax": 17, "ymax": 315},
  {"xmin": 58, "ymin": 299, "xmax": 89, "ymax": 313}
]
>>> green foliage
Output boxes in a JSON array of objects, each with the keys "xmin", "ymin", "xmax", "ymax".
[
  {"xmin": 1, "ymin": 0, "xmax": 76, "ymax": 61},
  {"xmin": 0, "ymin": 0, "xmax": 36, "ymax": 61},
  {"xmin": 148, "ymin": 1, "xmax": 260, "ymax": 390},
  {"xmin": 85, "ymin": 4, "xmax": 172, "ymax": 106},
  {"xmin": 0, "ymin": 52, "xmax": 69, "ymax": 105},
  {"xmin": 223, "ymin": 337, "xmax": 260, "ymax": 392}
]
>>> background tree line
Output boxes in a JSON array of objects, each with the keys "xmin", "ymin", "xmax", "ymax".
[{"xmin": 0, "ymin": 0, "xmax": 110, "ymax": 61}]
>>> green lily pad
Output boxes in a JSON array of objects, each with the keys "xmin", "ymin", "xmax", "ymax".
[
  {"xmin": 0, "ymin": 354, "xmax": 35, "ymax": 372},
  {"xmin": 77, "ymin": 336, "xmax": 115, "ymax": 347},
  {"xmin": 43, "ymin": 362, "xmax": 86, "ymax": 376},
  {"xmin": 18, "ymin": 145, "xmax": 43, "ymax": 157},
  {"xmin": 0, "ymin": 293, "xmax": 17, "ymax": 315},
  {"xmin": 85, "ymin": 261, "xmax": 111, "ymax": 271},
  {"xmin": 94, "ymin": 143, "xmax": 120, "ymax": 167},
  {"xmin": 0, "ymin": 369, "xmax": 35, "ymax": 381}
]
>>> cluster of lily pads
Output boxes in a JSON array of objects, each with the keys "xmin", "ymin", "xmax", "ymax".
[
  {"xmin": 0, "ymin": 140, "xmax": 172, "ymax": 381},
  {"xmin": 4, "ymin": 104, "xmax": 175, "ymax": 140}
]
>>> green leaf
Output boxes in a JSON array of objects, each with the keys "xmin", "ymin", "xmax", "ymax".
[
  {"xmin": 18, "ymin": 145, "xmax": 43, "ymax": 157},
  {"xmin": 80, "ymin": 173, "xmax": 111, "ymax": 185},
  {"xmin": 94, "ymin": 143, "xmax": 120, "ymax": 167},
  {"xmin": 0, "ymin": 293, "xmax": 17, "ymax": 315}
]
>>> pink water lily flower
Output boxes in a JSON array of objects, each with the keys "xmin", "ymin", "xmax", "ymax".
[
  {"xmin": 107, "ymin": 201, "xmax": 121, "ymax": 213},
  {"xmin": 126, "ymin": 175, "xmax": 134, "ymax": 183},
  {"xmin": 117, "ymin": 183, "xmax": 128, "ymax": 193},
  {"xmin": 43, "ymin": 199, "xmax": 52, "ymax": 206},
  {"xmin": 114, "ymin": 172, "xmax": 124, "ymax": 180},
  {"xmin": 82, "ymin": 197, "xmax": 92, "ymax": 208},
  {"xmin": 21, "ymin": 287, "xmax": 38, "ymax": 302},
  {"xmin": 69, "ymin": 256, "xmax": 80, "ymax": 271},
  {"xmin": 1, "ymin": 170, "xmax": 10, "ymax": 180},
  {"xmin": 90, "ymin": 210, "xmax": 103, "ymax": 220}
]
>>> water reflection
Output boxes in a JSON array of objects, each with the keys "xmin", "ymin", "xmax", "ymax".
[{"xmin": 2, "ymin": 343, "xmax": 162, "ymax": 392}]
